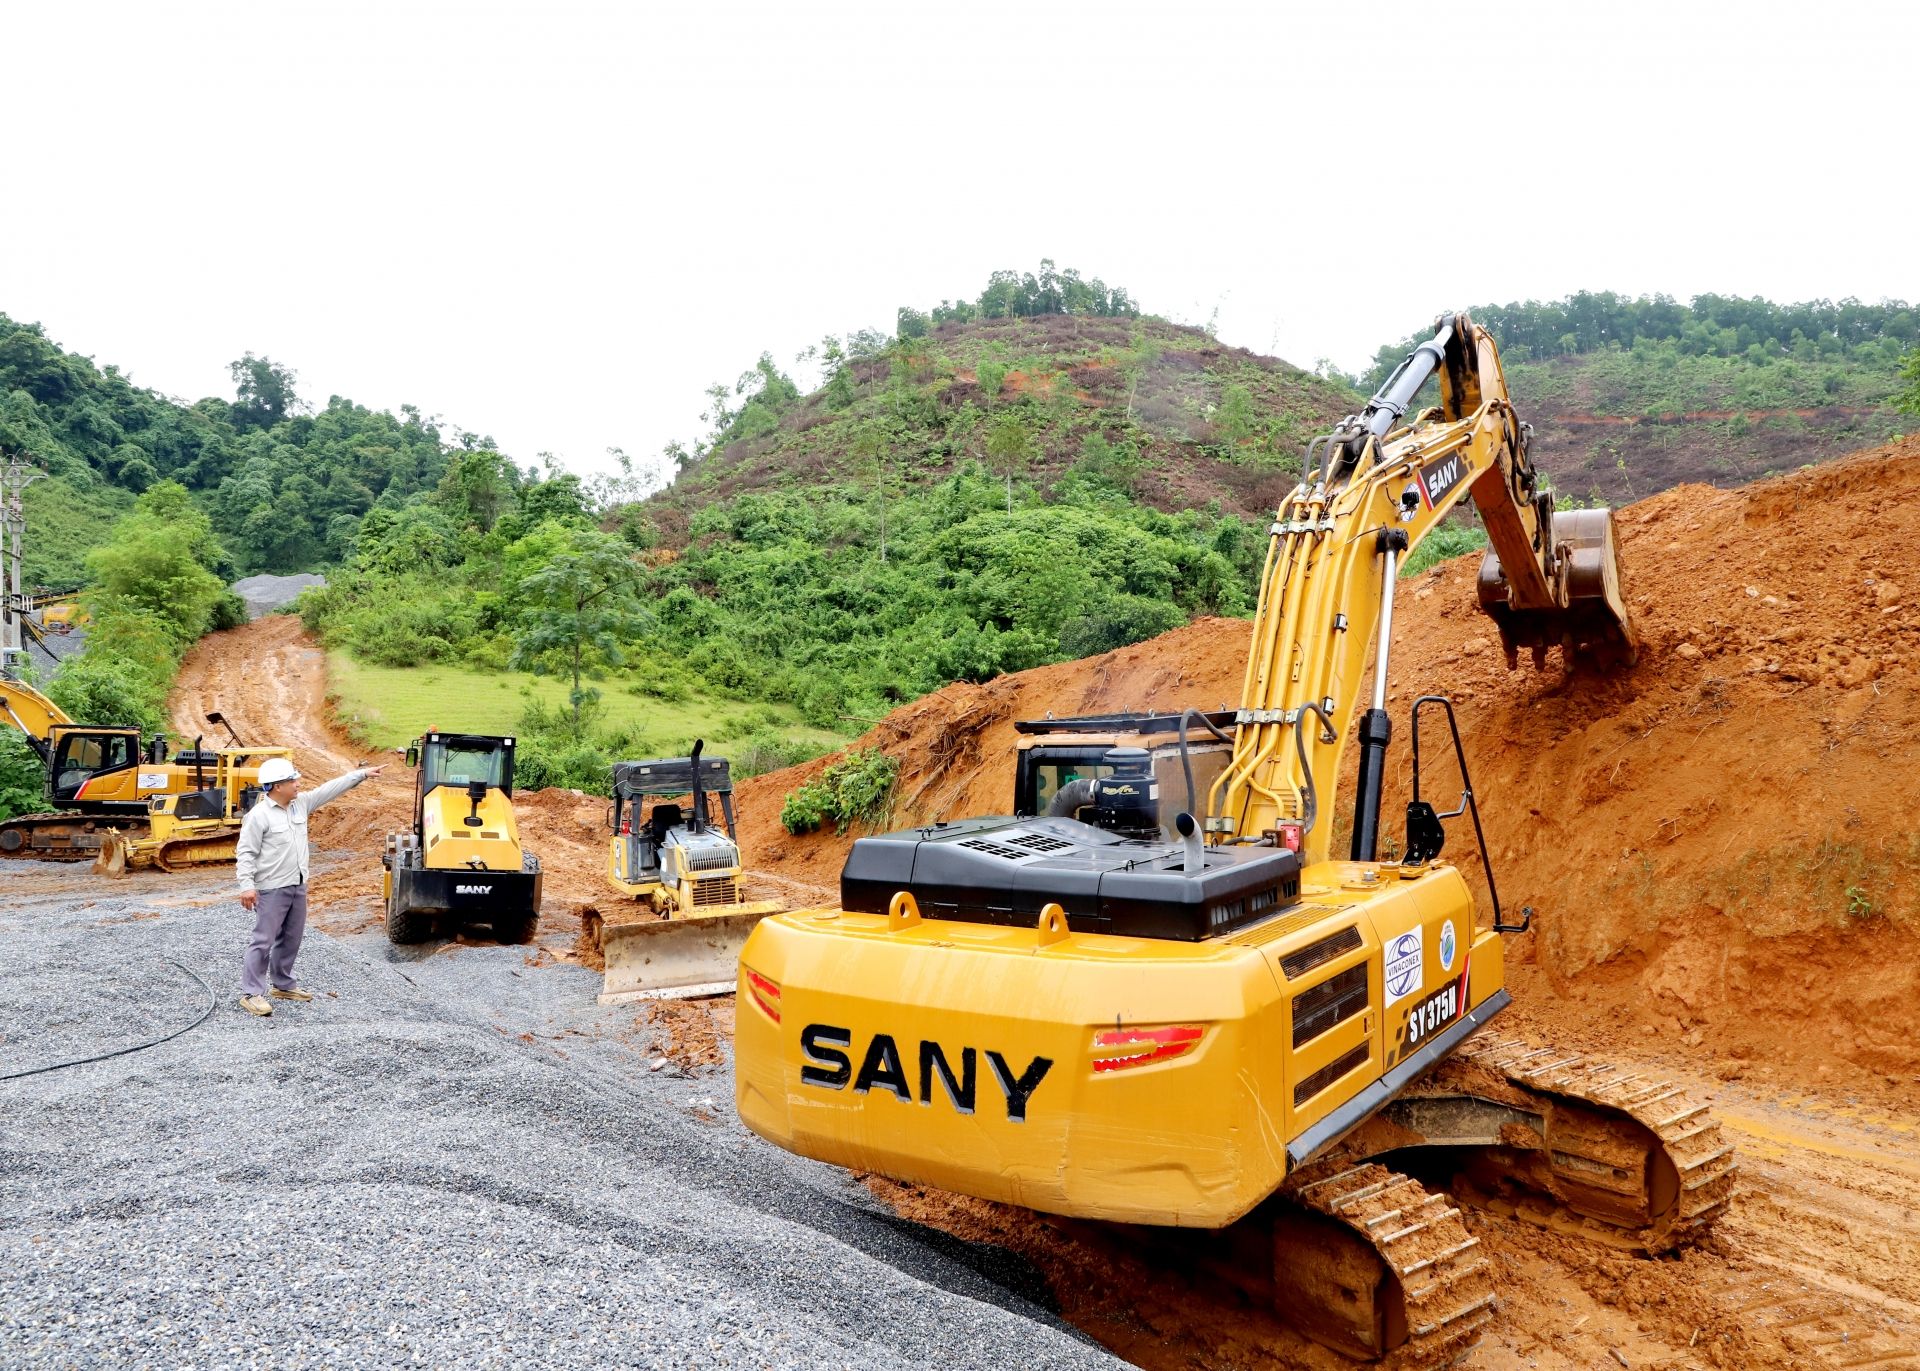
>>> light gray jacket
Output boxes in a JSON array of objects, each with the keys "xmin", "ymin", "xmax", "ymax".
[{"xmin": 235, "ymin": 770, "xmax": 368, "ymax": 892}]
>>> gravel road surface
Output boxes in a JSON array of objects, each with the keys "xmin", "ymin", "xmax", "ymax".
[{"xmin": 0, "ymin": 855, "xmax": 1123, "ymax": 1370}]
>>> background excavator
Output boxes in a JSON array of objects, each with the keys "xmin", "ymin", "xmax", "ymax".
[
  {"xmin": 734, "ymin": 314, "xmax": 1736, "ymax": 1364},
  {"xmin": 0, "ymin": 679, "xmax": 269, "ymax": 862}
]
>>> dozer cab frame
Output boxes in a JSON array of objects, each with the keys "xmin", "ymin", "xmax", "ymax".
[
  {"xmin": 382, "ymin": 731, "xmax": 542, "ymax": 945},
  {"xmin": 734, "ymin": 314, "xmax": 1731, "ymax": 1363},
  {"xmin": 593, "ymin": 739, "xmax": 781, "ymax": 1004}
]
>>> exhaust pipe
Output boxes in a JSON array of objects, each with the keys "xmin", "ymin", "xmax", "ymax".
[
  {"xmin": 688, "ymin": 738, "xmax": 706, "ymax": 833},
  {"xmin": 1176, "ymin": 811, "xmax": 1204, "ymax": 872}
]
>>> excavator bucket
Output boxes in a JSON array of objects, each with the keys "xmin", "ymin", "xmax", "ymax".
[
  {"xmin": 596, "ymin": 903, "xmax": 782, "ymax": 1004},
  {"xmin": 92, "ymin": 832, "xmax": 131, "ymax": 878},
  {"xmin": 1478, "ymin": 507, "xmax": 1639, "ymax": 669}
]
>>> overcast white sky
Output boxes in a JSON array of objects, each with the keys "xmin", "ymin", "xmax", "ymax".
[{"xmin": 5, "ymin": 0, "xmax": 1913, "ymax": 485}]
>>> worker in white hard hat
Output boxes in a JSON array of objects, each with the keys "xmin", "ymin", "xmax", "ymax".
[{"xmin": 234, "ymin": 755, "xmax": 384, "ymax": 1017}]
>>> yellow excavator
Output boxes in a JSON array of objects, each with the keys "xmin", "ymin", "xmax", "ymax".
[
  {"xmin": 0, "ymin": 680, "xmax": 269, "ymax": 861},
  {"xmin": 734, "ymin": 315, "xmax": 1735, "ymax": 1363},
  {"xmin": 382, "ymin": 731, "xmax": 542, "ymax": 945},
  {"xmin": 592, "ymin": 740, "xmax": 781, "ymax": 1003}
]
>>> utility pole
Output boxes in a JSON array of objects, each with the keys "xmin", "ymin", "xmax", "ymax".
[{"xmin": 0, "ymin": 452, "xmax": 43, "ymax": 681}]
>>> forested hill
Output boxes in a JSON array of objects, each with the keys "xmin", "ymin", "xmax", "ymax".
[
  {"xmin": 650, "ymin": 312, "xmax": 1361, "ymax": 534},
  {"xmin": 0, "ymin": 314, "xmax": 460, "ymax": 583},
  {"xmin": 1354, "ymin": 293, "xmax": 1918, "ymax": 502}
]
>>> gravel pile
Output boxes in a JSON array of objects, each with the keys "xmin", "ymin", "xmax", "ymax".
[
  {"xmin": 25, "ymin": 620, "xmax": 84, "ymax": 671},
  {"xmin": 232, "ymin": 574, "xmax": 326, "ymax": 619},
  {"xmin": 0, "ymin": 858, "xmax": 1121, "ymax": 1369}
]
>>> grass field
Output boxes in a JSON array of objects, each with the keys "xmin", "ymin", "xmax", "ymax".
[{"xmin": 326, "ymin": 653, "xmax": 847, "ymax": 756}]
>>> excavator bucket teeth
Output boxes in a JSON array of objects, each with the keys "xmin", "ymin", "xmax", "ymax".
[
  {"xmin": 598, "ymin": 904, "xmax": 781, "ymax": 1004},
  {"xmin": 1477, "ymin": 507, "xmax": 1638, "ymax": 669}
]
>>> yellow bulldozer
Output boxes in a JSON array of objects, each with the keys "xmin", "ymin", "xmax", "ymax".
[
  {"xmin": 0, "ymin": 680, "xmax": 272, "ymax": 862},
  {"xmin": 382, "ymin": 731, "xmax": 542, "ymax": 945},
  {"xmin": 593, "ymin": 740, "xmax": 781, "ymax": 1003},
  {"xmin": 734, "ymin": 314, "xmax": 1733, "ymax": 1363},
  {"xmin": 94, "ymin": 743, "xmax": 295, "ymax": 874}
]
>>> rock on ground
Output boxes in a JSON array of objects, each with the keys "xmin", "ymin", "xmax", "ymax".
[{"xmin": 232, "ymin": 573, "xmax": 327, "ymax": 619}]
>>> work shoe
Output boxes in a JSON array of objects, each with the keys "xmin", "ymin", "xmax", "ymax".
[
  {"xmin": 240, "ymin": 995, "xmax": 273, "ymax": 1017},
  {"xmin": 269, "ymin": 987, "xmax": 314, "ymax": 1003}
]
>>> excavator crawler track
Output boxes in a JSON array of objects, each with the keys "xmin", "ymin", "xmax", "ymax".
[
  {"xmin": 0, "ymin": 813, "xmax": 138, "ymax": 860},
  {"xmin": 1280, "ymin": 1162, "xmax": 1497, "ymax": 1366},
  {"xmin": 1449, "ymin": 1034, "xmax": 1737, "ymax": 1250}
]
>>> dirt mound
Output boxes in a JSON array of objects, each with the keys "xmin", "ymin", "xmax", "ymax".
[{"xmin": 737, "ymin": 437, "xmax": 1920, "ymax": 1083}]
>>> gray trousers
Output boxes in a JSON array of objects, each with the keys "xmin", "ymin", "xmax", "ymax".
[{"xmin": 242, "ymin": 883, "xmax": 309, "ymax": 996}]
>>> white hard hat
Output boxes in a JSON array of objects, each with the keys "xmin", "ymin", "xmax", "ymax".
[{"xmin": 258, "ymin": 757, "xmax": 301, "ymax": 786}]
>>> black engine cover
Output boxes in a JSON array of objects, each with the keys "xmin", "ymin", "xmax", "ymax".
[{"xmin": 840, "ymin": 815, "xmax": 1300, "ymax": 942}]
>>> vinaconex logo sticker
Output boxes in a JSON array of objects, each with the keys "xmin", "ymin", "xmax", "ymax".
[
  {"xmin": 1385, "ymin": 929, "xmax": 1423, "ymax": 1005},
  {"xmin": 1439, "ymin": 919, "xmax": 1457, "ymax": 972}
]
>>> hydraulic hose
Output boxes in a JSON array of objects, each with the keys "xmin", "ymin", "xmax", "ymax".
[
  {"xmin": 0, "ymin": 957, "xmax": 216, "ymax": 1082},
  {"xmin": 1292, "ymin": 701, "xmax": 1339, "ymax": 839},
  {"xmin": 1047, "ymin": 778, "xmax": 1098, "ymax": 820},
  {"xmin": 1177, "ymin": 708, "xmax": 1236, "ymax": 820}
]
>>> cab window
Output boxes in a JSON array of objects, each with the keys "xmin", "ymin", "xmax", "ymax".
[
  {"xmin": 1030, "ymin": 761, "xmax": 1115, "ymax": 813},
  {"xmin": 423, "ymin": 742, "xmax": 506, "ymax": 792},
  {"xmin": 56, "ymin": 733, "xmax": 134, "ymax": 777}
]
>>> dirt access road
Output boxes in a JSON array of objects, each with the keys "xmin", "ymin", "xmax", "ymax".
[{"xmin": 164, "ymin": 579, "xmax": 1920, "ymax": 1367}]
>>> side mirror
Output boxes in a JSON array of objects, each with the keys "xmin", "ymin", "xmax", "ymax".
[{"xmin": 405, "ymin": 745, "xmax": 419, "ymax": 768}]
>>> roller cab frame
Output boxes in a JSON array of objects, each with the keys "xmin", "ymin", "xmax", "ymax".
[{"xmin": 382, "ymin": 732, "xmax": 542, "ymax": 945}]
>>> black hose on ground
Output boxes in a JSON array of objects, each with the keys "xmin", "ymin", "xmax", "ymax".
[{"xmin": 0, "ymin": 957, "xmax": 216, "ymax": 1082}]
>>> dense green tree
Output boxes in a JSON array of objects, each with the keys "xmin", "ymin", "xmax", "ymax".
[
  {"xmin": 228, "ymin": 353, "xmax": 301, "ymax": 430},
  {"xmin": 508, "ymin": 528, "xmax": 647, "ymax": 734}
]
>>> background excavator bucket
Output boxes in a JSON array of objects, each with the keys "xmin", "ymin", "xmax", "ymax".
[
  {"xmin": 597, "ymin": 903, "xmax": 781, "ymax": 1004},
  {"xmin": 1477, "ymin": 507, "xmax": 1639, "ymax": 669}
]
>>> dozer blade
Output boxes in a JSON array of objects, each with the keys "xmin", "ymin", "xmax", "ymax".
[
  {"xmin": 92, "ymin": 832, "xmax": 131, "ymax": 878},
  {"xmin": 598, "ymin": 903, "xmax": 782, "ymax": 1005},
  {"xmin": 1477, "ymin": 507, "xmax": 1639, "ymax": 669}
]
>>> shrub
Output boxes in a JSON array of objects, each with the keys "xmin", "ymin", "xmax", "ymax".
[
  {"xmin": 0, "ymin": 732, "xmax": 46, "ymax": 822},
  {"xmin": 779, "ymin": 748, "xmax": 899, "ymax": 835},
  {"xmin": 730, "ymin": 732, "xmax": 831, "ymax": 780}
]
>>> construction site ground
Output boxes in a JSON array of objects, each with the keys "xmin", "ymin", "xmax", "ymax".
[{"xmin": 5, "ymin": 439, "xmax": 1920, "ymax": 1368}]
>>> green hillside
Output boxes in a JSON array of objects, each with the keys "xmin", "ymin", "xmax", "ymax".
[
  {"xmin": 1353, "ymin": 293, "xmax": 1917, "ymax": 502},
  {"xmin": 0, "ymin": 316, "xmax": 458, "ymax": 578}
]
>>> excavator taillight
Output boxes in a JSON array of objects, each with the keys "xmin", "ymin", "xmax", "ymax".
[
  {"xmin": 744, "ymin": 967, "xmax": 781, "ymax": 1024},
  {"xmin": 1090, "ymin": 1024, "xmax": 1205, "ymax": 1073}
]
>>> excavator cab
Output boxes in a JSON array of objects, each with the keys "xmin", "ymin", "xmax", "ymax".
[{"xmin": 45, "ymin": 727, "xmax": 143, "ymax": 807}]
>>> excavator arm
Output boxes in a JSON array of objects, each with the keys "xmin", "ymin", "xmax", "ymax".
[
  {"xmin": 1209, "ymin": 312, "xmax": 1636, "ymax": 865},
  {"xmin": 0, "ymin": 678, "xmax": 72, "ymax": 762}
]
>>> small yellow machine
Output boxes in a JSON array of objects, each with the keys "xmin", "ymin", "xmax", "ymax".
[
  {"xmin": 382, "ymin": 732, "xmax": 542, "ymax": 945},
  {"xmin": 735, "ymin": 315, "xmax": 1733, "ymax": 1362},
  {"xmin": 595, "ymin": 740, "xmax": 779, "ymax": 1003},
  {"xmin": 94, "ymin": 746, "xmax": 294, "ymax": 875}
]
